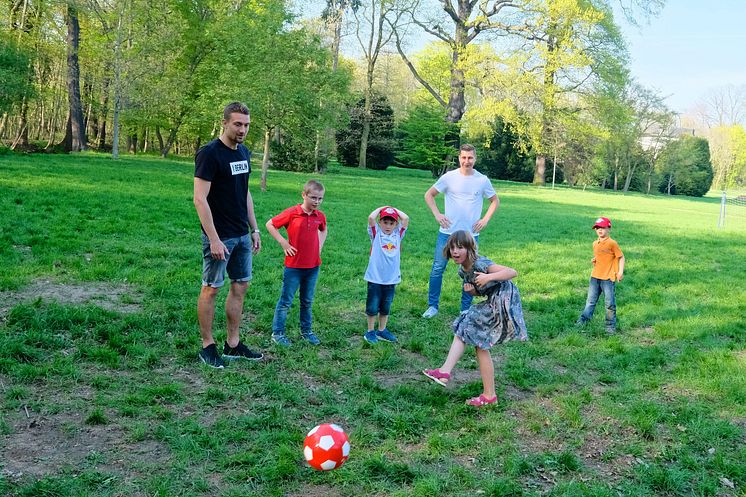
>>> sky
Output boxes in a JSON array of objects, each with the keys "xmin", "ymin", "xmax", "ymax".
[
  {"xmin": 613, "ymin": 0, "xmax": 746, "ymax": 115},
  {"xmin": 298, "ymin": 0, "xmax": 746, "ymax": 118}
]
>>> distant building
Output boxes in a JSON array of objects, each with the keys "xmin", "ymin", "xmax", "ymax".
[{"xmin": 639, "ymin": 116, "xmax": 696, "ymax": 152}]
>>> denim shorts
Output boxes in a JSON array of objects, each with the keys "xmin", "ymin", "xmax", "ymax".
[
  {"xmin": 365, "ymin": 282, "xmax": 396, "ymax": 316},
  {"xmin": 201, "ymin": 233, "xmax": 252, "ymax": 287}
]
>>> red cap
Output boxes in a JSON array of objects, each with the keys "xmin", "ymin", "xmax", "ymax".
[
  {"xmin": 592, "ymin": 217, "xmax": 611, "ymax": 229},
  {"xmin": 379, "ymin": 206, "xmax": 399, "ymax": 221}
]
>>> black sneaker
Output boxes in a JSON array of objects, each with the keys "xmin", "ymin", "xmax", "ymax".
[
  {"xmin": 199, "ymin": 343, "xmax": 225, "ymax": 369},
  {"xmin": 223, "ymin": 341, "xmax": 263, "ymax": 361}
]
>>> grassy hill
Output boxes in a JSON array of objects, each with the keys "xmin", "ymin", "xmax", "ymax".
[{"xmin": 1, "ymin": 152, "xmax": 745, "ymax": 496}]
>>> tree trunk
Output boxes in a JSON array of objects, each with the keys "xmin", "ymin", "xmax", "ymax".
[
  {"xmin": 314, "ymin": 130, "xmax": 321, "ymax": 173},
  {"xmin": 155, "ymin": 126, "xmax": 164, "ymax": 152},
  {"xmin": 12, "ymin": 97, "xmax": 29, "ymax": 149},
  {"xmin": 161, "ymin": 109, "xmax": 186, "ymax": 158},
  {"xmin": 330, "ymin": 6, "xmax": 344, "ymax": 72},
  {"xmin": 128, "ymin": 133, "xmax": 137, "ymax": 154},
  {"xmin": 534, "ymin": 31, "xmax": 557, "ymax": 186},
  {"xmin": 534, "ymin": 155, "xmax": 546, "ymax": 185},
  {"xmin": 261, "ymin": 127, "xmax": 272, "ymax": 191},
  {"xmin": 0, "ymin": 112, "xmax": 8, "ymax": 140},
  {"xmin": 623, "ymin": 164, "xmax": 636, "ymax": 193},
  {"xmin": 64, "ymin": 2, "xmax": 86, "ymax": 152},
  {"xmin": 96, "ymin": 74, "xmax": 110, "ymax": 148},
  {"xmin": 613, "ymin": 154, "xmax": 619, "ymax": 190}
]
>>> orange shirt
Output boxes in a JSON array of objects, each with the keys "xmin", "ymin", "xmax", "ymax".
[{"xmin": 591, "ymin": 237, "xmax": 623, "ymax": 281}]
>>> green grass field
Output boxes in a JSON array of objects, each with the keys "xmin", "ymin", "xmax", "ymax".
[{"xmin": 1, "ymin": 152, "xmax": 745, "ymax": 497}]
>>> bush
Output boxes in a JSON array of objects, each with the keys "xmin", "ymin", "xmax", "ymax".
[
  {"xmin": 336, "ymin": 93, "xmax": 396, "ymax": 170},
  {"xmin": 270, "ymin": 133, "xmax": 322, "ymax": 173},
  {"xmin": 395, "ymin": 101, "xmax": 455, "ymax": 174},
  {"xmin": 657, "ymin": 136, "xmax": 713, "ymax": 197},
  {"xmin": 472, "ymin": 118, "xmax": 534, "ymax": 182}
]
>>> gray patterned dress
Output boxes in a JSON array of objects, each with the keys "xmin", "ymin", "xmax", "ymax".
[{"xmin": 452, "ymin": 256, "xmax": 529, "ymax": 349}]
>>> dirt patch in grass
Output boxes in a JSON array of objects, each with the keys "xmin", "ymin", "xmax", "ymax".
[
  {"xmin": 0, "ymin": 409, "xmax": 169, "ymax": 481},
  {"xmin": 0, "ymin": 278, "xmax": 143, "ymax": 318}
]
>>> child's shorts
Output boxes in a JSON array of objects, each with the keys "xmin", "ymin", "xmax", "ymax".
[{"xmin": 365, "ymin": 282, "xmax": 396, "ymax": 316}]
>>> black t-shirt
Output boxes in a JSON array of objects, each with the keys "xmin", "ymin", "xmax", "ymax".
[{"xmin": 194, "ymin": 139, "xmax": 252, "ymax": 238}]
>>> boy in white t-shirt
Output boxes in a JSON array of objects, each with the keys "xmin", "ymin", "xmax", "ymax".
[{"xmin": 363, "ymin": 206, "xmax": 409, "ymax": 344}]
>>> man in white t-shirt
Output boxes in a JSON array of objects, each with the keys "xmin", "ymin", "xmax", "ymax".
[{"xmin": 422, "ymin": 144, "xmax": 499, "ymax": 318}]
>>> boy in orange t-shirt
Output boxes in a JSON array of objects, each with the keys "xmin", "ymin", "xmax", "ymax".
[{"xmin": 575, "ymin": 217, "xmax": 625, "ymax": 334}]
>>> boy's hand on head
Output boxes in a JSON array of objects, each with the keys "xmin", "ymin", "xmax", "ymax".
[{"xmin": 463, "ymin": 283, "xmax": 477, "ymax": 295}]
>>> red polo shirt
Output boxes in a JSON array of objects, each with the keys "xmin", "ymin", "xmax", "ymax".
[{"xmin": 270, "ymin": 205, "xmax": 327, "ymax": 268}]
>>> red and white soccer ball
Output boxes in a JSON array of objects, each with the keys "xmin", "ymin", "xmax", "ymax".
[{"xmin": 303, "ymin": 423, "xmax": 350, "ymax": 471}]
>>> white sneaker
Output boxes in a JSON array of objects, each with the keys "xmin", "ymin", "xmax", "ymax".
[{"xmin": 422, "ymin": 306, "xmax": 439, "ymax": 318}]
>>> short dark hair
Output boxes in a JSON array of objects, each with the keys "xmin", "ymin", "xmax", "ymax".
[
  {"xmin": 459, "ymin": 143, "xmax": 476, "ymax": 154},
  {"xmin": 223, "ymin": 101, "xmax": 250, "ymax": 121},
  {"xmin": 443, "ymin": 230, "xmax": 478, "ymax": 264},
  {"xmin": 303, "ymin": 179, "xmax": 325, "ymax": 194}
]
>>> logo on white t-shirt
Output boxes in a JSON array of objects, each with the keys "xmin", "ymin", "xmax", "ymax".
[{"xmin": 230, "ymin": 160, "xmax": 249, "ymax": 175}]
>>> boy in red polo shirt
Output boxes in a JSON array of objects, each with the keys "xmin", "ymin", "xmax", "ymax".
[
  {"xmin": 265, "ymin": 180, "xmax": 328, "ymax": 346},
  {"xmin": 575, "ymin": 217, "xmax": 625, "ymax": 334}
]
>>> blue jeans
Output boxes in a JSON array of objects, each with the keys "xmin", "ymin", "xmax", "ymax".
[
  {"xmin": 427, "ymin": 231, "xmax": 477, "ymax": 312},
  {"xmin": 272, "ymin": 266, "xmax": 320, "ymax": 336},
  {"xmin": 579, "ymin": 277, "xmax": 616, "ymax": 328}
]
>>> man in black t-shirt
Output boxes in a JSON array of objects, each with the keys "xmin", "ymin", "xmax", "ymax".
[{"xmin": 193, "ymin": 102, "xmax": 263, "ymax": 368}]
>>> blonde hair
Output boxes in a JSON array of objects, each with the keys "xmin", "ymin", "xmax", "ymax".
[
  {"xmin": 443, "ymin": 230, "xmax": 478, "ymax": 264},
  {"xmin": 303, "ymin": 179, "xmax": 325, "ymax": 194}
]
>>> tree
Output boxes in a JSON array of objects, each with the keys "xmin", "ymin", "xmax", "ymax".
[
  {"xmin": 656, "ymin": 136, "xmax": 713, "ymax": 197},
  {"xmin": 61, "ymin": 1, "xmax": 87, "ymax": 152},
  {"xmin": 695, "ymin": 84, "xmax": 746, "ymax": 128},
  {"xmin": 0, "ymin": 35, "xmax": 33, "ymax": 116},
  {"xmin": 473, "ymin": 116, "xmax": 534, "ymax": 182},
  {"xmin": 708, "ymin": 125, "xmax": 746, "ymax": 190},
  {"xmin": 395, "ymin": 98, "xmax": 455, "ymax": 173},
  {"xmin": 321, "ymin": 0, "xmax": 362, "ymax": 71},
  {"xmin": 391, "ymin": 0, "xmax": 521, "ymax": 130},
  {"xmin": 353, "ymin": 0, "xmax": 399, "ymax": 168},
  {"xmin": 337, "ymin": 93, "xmax": 396, "ymax": 169}
]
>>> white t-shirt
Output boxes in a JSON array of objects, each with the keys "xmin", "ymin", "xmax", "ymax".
[
  {"xmin": 364, "ymin": 224, "xmax": 407, "ymax": 285},
  {"xmin": 432, "ymin": 169, "xmax": 496, "ymax": 234}
]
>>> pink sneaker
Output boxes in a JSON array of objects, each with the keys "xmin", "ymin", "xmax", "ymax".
[
  {"xmin": 465, "ymin": 394, "xmax": 497, "ymax": 407},
  {"xmin": 422, "ymin": 368, "xmax": 450, "ymax": 386}
]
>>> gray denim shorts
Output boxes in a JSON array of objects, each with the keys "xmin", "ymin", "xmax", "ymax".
[{"xmin": 201, "ymin": 233, "xmax": 252, "ymax": 288}]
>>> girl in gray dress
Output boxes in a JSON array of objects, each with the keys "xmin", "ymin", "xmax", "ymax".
[{"xmin": 423, "ymin": 230, "xmax": 528, "ymax": 406}]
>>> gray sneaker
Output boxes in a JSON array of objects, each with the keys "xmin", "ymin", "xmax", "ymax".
[
  {"xmin": 272, "ymin": 334, "xmax": 292, "ymax": 347},
  {"xmin": 199, "ymin": 344, "xmax": 225, "ymax": 369},
  {"xmin": 422, "ymin": 306, "xmax": 439, "ymax": 318}
]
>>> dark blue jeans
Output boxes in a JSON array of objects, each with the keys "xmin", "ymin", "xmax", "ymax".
[
  {"xmin": 365, "ymin": 282, "xmax": 396, "ymax": 316},
  {"xmin": 428, "ymin": 231, "xmax": 478, "ymax": 312},
  {"xmin": 579, "ymin": 277, "xmax": 616, "ymax": 328},
  {"xmin": 272, "ymin": 266, "xmax": 320, "ymax": 336}
]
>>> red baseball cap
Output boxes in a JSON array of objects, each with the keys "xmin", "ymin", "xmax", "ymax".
[
  {"xmin": 592, "ymin": 217, "xmax": 612, "ymax": 229},
  {"xmin": 380, "ymin": 206, "xmax": 399, "ymax": 221}
]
